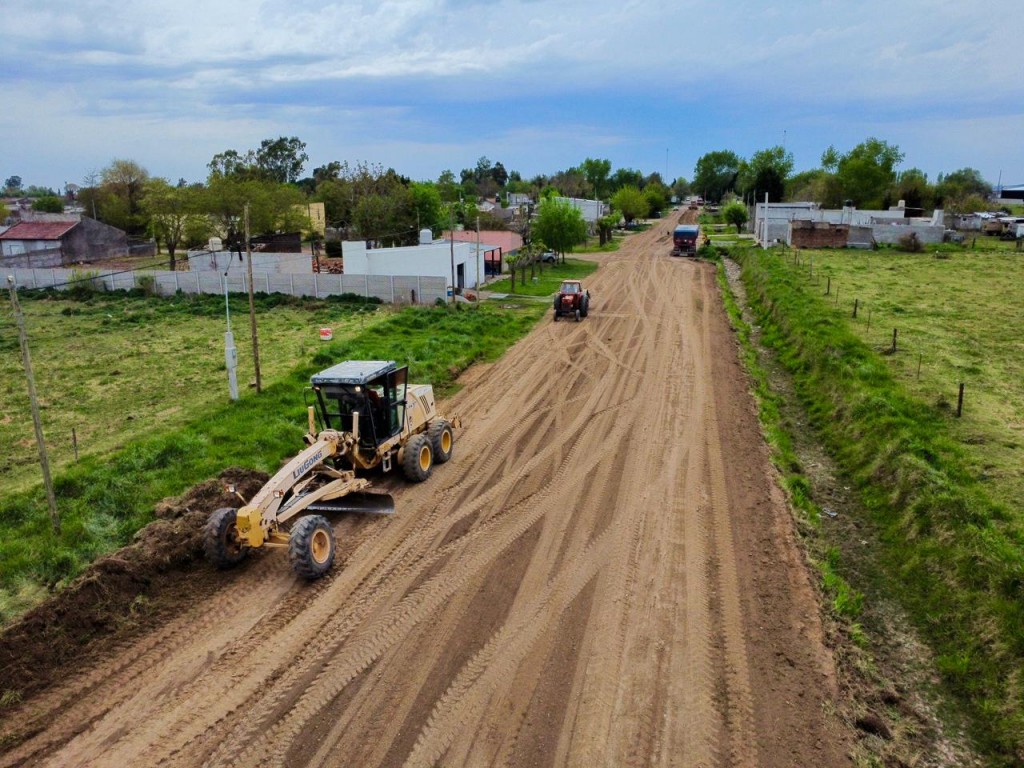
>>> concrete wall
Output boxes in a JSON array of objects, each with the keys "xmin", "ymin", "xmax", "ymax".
[
  {"xmin": 871, "ymin": 223, "xmax": 945, "ymax": 245},
  {"xmin": 7, "ymin": 266, "xmax": 447, "ymax": 305},
  {"xmin": 0, "ymin": 245, "xmax": 63, "ymax": 268},
  {"xmin": 188, "ymin": 250, "xmax": 312, "ymax": 274}
]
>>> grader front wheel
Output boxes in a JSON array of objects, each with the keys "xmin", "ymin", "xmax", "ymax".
[
  {"xmin": 204, "ymin": 507, "xmax": 248, "ymax": 569},
  {"xmin": 289, "ymin": 515, "xmax": 336, "ymax": 579}
]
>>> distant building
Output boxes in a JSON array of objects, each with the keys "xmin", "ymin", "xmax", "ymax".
[
  {"xmin": 0, "ymin": 217, "xmax": 128, "ymax": 267},
  {"xmin": 554, "ymin": 197, "xmax": 605, "ymax": 224},
  {"xmin": 995, "ymin": 184, "xmax": 1024, "ymax": 204},
  {"xmin": 754, "ymin": 202, "xmax": 945, "ymax": 248},
  {"xmin": 294, "ymin": 201, "xmax": 326, "ymax": 236}
]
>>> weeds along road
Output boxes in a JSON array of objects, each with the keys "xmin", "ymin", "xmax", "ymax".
[{"xmin": 1, "ymin": 217, "xmax": 854, "ymax": 767}]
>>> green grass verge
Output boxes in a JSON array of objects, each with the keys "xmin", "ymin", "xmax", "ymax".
[
  {"xmin": 485, "ymin": 257, "xmax": 599, "ymax": 297},
  {"xmin": 734, "ymin": 245, "xmax": 1024, "ymax": 764},
  {"xmin": 0, "ymin": 297, "xmax": 546, "ymax": 625}
]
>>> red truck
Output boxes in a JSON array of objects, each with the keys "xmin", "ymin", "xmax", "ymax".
[{"xmin": 671, "ymin": 225, "xmax": 700, "ymax": 257}]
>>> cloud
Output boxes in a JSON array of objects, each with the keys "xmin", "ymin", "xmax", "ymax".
[{"xmin": 3, "ymin": 0, "xmax": 1022, "ymax": 186}]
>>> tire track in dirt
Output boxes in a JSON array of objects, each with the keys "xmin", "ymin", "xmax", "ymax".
[{"xmin": 3, "ymin": 216, "xmax": 854, "ymax": 768}]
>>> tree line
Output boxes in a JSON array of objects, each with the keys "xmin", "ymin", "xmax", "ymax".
[
  {"xmin": 690, "ymin": 139, "xmax": 995, "ymax": 214},
  {"xmin": 4, "ymin": 135, "xmax": 999, "ymax": 271}
]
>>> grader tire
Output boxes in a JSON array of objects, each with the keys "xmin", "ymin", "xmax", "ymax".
[
  {"xmin": 289, "ymin": 515, "xmax": 336, "ymax": 580},
  {"xmin": 402, "ymin": 433, "xmax": 433, "ymax": 482},
  {"xmin": 204, "ymin": 507, "xmax": 247, "ymax": 569},
  {"xmin": 428, "ymin": 419, "xmax": 454, "ymax": 464}
]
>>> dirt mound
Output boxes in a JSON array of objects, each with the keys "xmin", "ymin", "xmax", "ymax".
[{"xmin": 0, "ymin": 468, "xmax": 267, "ymax": 701}]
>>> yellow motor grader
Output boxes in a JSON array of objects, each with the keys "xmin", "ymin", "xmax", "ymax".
[{"xmin": 204, "ymin": 360, "xmax": 455, "ymax": 579}]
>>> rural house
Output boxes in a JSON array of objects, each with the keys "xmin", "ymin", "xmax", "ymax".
[{"xmin": 0, "ymin": 217, "xmax": 129, "ymax": 267}]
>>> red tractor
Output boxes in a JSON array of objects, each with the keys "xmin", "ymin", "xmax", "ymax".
[{"xmin": 553, "ymin": 280, "xmax": 591, "ymax": 321}]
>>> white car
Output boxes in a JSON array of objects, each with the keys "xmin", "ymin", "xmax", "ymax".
[{"xmin": 541, "ymin": 251, "xmax": 556, "ymax": 263}]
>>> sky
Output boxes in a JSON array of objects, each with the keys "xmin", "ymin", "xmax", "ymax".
[{"xmin": 4, "ymin": 0, "xmax": 1023, "ymax": 192}]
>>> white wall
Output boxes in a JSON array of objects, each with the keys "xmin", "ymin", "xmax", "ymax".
[
  {"xmin": 342, "ymin": 240, "xmax": 484, "ymax": 290},
  {"xmin": 187, "ymin": 250, "xmax": 312, "ymax": 274}
]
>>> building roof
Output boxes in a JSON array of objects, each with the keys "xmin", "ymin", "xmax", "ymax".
[{"xmin": 0, "ymin": 220, "xmax": 79, "ymax": 240}]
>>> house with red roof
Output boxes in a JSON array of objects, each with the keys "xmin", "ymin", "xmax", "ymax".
[{"xmin": 0, "ymin": 217, "xmax": 129, "ymax": 267}]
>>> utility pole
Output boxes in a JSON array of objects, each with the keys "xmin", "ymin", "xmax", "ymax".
[
  {"xmin": 475, "ymin": 216, "xmax": 481, "ymax": 303},
  {"xmin": 244, "ymin": 203, "xmax": 262, "ymax": 392},
  {"xmin": 6, "ymin": 276, "xmax": 60, "ymax": 534},
  {"xmin": 449, "ymin": 206, "xmax": 456, "ymax": 304}
]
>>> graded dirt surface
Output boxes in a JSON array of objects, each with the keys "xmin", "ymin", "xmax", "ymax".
[{"xmin": 0, "ymin": 218, "xmax": 855, "ymax": 767}]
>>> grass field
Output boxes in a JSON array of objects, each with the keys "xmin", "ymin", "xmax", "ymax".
[
  {"xmin": 0, "ymin": 288, "xmax": 548, "ymax": 623},
  {"xmin": 736, "ymin": 240, "xmax": 1024, "ymax": 762},
  {"xmin": 1, "ymin": 289, "xmax": 387, "ymax": 495},
  {"xmin": 792, "ymin": 244, "xmax": 1024, "ymax": 513}
]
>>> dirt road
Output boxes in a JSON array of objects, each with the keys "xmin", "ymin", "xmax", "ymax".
[{"xmin": 0, "ymin": 220, "xmax": 853, "ymax": 766}]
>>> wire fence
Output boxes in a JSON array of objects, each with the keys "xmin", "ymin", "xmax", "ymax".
[{"xmin": 780, "ymin": 249, "xmax": 985, "ymax": 417}]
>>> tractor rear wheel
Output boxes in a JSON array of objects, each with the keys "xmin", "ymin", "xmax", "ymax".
[
  {"xmin": 428, "ymin": 419, "xmax": 454, "ymax": 463},
  {"xmin": 204, "ymin": 507, "xmax": 247, "ymax": 569},
  {"xmin": 289, "ymin": 515, "xmax": 336, "ymax": 579},
  {"xmin": 402, "ymin": 433, "xmax": 433, "ymax": 482}
]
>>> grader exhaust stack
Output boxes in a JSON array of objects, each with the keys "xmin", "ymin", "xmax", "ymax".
[{"xmin": 204, "ymin": 360, "xmax": 455, "ymax": 579}]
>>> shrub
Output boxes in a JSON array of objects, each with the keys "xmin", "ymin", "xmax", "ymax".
[{"xmin": 898, "ymin": 232, "xmax": 923, "ymax": 252}]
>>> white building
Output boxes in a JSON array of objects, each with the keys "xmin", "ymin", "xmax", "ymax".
[
  {"xmin": 342, "ymin": 239, "xmax": 484, "ymax": 292},
  {"xmin": 554, "ymin": 196, "xmax": 605, "ymax": 223},
  {"xmin": 754, "ymin": 202, "xmax": 945, "ymax": 247}
]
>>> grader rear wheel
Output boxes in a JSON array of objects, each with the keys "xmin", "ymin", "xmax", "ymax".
[
  {"xmin": 428, "ymin": 419, "xmax": 454, "ymax": 464},
  {"xmin": 402, "ymin": 433, "xmax": 433, "ymax": 482},
  {"xmin": 289, "ymin": 515, "xmax": 336, "ymax": 580},
  {"xmin": 204, "ymin": 507, "xmax": 248, "ymax": 569}
]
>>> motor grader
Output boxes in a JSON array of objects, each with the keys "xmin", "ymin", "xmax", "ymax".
[{"xmin": 204, "ymin": 360, "xmax": 455, "ymax": 579}]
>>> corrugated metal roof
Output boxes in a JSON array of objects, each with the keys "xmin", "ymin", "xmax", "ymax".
[{"xmin": 0, "ymin": 220, "xmax": 79, "ymax": 240}]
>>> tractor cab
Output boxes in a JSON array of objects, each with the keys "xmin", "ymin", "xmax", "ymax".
[{"xmin": 311, "ymin": 360, "xmax": 408, "ymax": 450}]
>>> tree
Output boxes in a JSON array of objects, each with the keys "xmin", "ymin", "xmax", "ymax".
[
  {"xmin": 411, "ymin": 182, "xmax": 444, "ymax": 235},
  {"xmin": 935, "ymin": 168, "xmax": 992, "ymax": 210},
  {"xmin": 31, "ymin": 196, "xmax": 64, "ymax": 213},
  {"xmin": 491, "ymin": 161, "xmax": 509, "ymax": 188},
  {"xmin": 692, "ymin": 150, "xmax": 741, "ymax": 203},
  {"xmin": 436, "ymin": 170, "xmax": 460, "ymax": 203},
  {"xmin": 671, "ymin": 176, "xmax": 692, "ymax": 200},
  {"xmin": 722, "ymin": 200, "xmax": 749, "ymax": 233},
  {"xmin": 610, "ymin": 167, "xmax": 643, "ymax": 193},
  {"xmin": 597, "ymin": 213, "xmax": 618, "ymax": 246},
  {"xmin": 644, "ymin": 185, "xmax": 668, "ymax": 217},
  {"xmin": 99, "ymin": 159, "xmax": 151, "ymax": 234},
  {"xmin": 255, "ymin": 136, "xmax": 308, "ymax": 184},
  {"xmin": 834, "ymin": 138, "xmax": 904, "ymax": 208},
  {"xmin": 610, "ymin": 185, "xmax": 647, "ymax": 224},
  {"xmin": 4, "ymin": 175, "xmax": 23, "ymax": 193},
  {"xmin": 533, "ymin": 197, "xmax": 587, "ymax": 260},
  {"xmin": 143, "ymin": 178, "xmax": 207, "ymax": 269},
  {"xmin": 737, "ymin": 146, "xmax": 793, "ymax": 203},
  {"xmin": 580, "ymin": 158, "xmax": 612, "ymax": 200},
  {"xmin": 890, "ymin": 168, "xmax": 933, "ymax": 210},
  {"xmin": 549, "ymin": 167, "xmax": 589, "ymax": 198}
]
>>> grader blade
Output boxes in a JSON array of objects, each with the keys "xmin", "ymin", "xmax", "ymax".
[{"xmin": 305, "ymin": 492, "xmax": 396, "ymax": 516}]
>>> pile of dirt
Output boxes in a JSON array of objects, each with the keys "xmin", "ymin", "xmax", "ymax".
[{"xmin": 0, "ymin": 467, "xmax": 267, "ymax": 700}]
